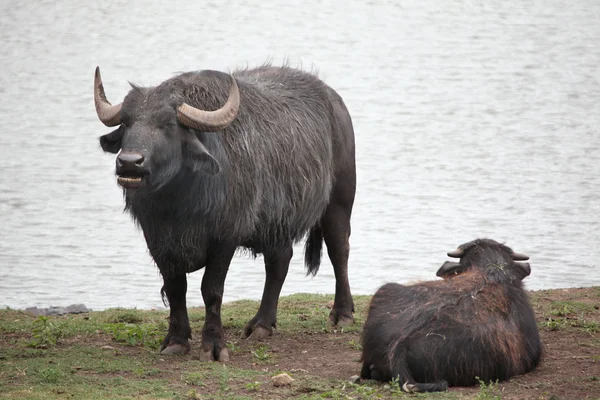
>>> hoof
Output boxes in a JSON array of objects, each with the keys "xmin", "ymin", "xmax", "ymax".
[
  {"xmin": 242, "ymin": 323, "xmax": 273, "ymax": 340},
  {"xmin": 336, "ymin": 316, "xmax": 354, "ymax": 327},
  {"xmin": 160, "ymin": 343, "xmax": 189, "ymax": 355},
  {"xmin": 199, "ymin": 347, "xmax": 229, "ymax": 362},
  {"xmin": 328, "ymin": 315, "xmax": 354, "ymax": 328},
  {"xmin": 402, "ymin": 382, "xmax": 418, "ymax": 393},
  {"xmin": 218, "ymin": 347, "xmax": 230, "ymax": 362},
  {"xmin": 199, "ymin": 348, "xmax": 213, "ymax": 362},
  {"xmin": 247, "ymin": 325, "xmax": 272, "ymax": 340}
]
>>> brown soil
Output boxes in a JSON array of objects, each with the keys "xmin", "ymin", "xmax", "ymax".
[{"xmin": 183, "ymin": 287, "xmax": 600, "ymax": 399}]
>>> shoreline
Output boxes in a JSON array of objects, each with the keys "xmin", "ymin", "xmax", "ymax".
[{"xmin": 10, "ymin": 285, "xmax": 600, "ymax": 315}]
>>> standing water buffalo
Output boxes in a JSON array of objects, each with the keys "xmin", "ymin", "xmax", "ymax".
[
  {"xmin": 93, "ymin": 65, "xmax": 356, "ymax": 361},
  {"xmin": 361, "ymin": 239, "xmax": 542, "ymax": 392}
]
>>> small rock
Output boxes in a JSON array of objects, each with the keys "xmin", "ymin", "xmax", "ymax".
[
  {"xmin": 349, "ymin": 375, "xmax": 360, "ymax": 383},
  {"xmin": 271, "ymin": 373, "xmax": 294, "ymax": 387},
  {"xmin": 101, "ymin": 345, "xmax": 115, "ymax": 350}
]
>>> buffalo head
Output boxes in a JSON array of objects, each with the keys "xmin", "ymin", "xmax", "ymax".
[
  {"xmin": 94, "ymin": 67, "xmax": 240, "ymax": 189},
  {"xmin": 437, "ymin": 238, "xmax": 531, "ymax": 281}
]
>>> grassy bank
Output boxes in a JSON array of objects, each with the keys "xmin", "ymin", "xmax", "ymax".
[{"xmin": 1, "ymin": 287, "xmax": 599, "ymax": 400}]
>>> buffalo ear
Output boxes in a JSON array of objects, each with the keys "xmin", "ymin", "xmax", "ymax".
[
  {"xmin": 99, "ymin": 128, "xmax": 123, "ymax": 154},
  {"xmin": 184, "ymin": 133, "xmax": 221, "ymax": 175},
  {"xmin": 514, "ymin": 262, "xmax": 531, "ymax": 280},
  {"xmin": 436, "ymin": 261, "xmax": 468, "ymax": 278}
]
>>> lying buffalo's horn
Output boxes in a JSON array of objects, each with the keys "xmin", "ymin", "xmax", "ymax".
[
  {"xmin": 511, "ymin": 252, "xmax": 529, "ymax": 261},
  {"xmin": 177, "ymin": 75, "xmax": 240, "ymax": 132},
  {"xmin": 94, "ymin": 67, "xmax": 122, "ymax": 127},
  {"xmin": 447, "ymin": 248, "xmax": 464, "ymax": 258}
]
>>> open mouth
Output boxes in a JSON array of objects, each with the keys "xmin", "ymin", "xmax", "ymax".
[{"xmin": 117, "ymin": 175, "xmax": 146, "ymax": 189}]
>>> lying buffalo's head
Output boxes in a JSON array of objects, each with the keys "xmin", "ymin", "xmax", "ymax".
[
  {"xmin": 94, "ymin": 67, "xmax": 239, "ymax": 189},
  {"xmin": 436, "ymin": 238, "xmax": 531, "ymax": 282}
]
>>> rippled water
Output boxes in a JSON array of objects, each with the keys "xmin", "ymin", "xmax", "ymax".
[{"xmin": 1, "ymin": 0, "xmax": 599, "ymax": 310}]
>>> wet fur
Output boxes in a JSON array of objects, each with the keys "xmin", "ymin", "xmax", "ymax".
[{"xmin": 116, "ymin": 66, "xmax": 348, "ymax": 276}]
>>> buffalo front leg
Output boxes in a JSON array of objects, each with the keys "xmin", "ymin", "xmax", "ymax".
[
  {"xmin": 159, "ymin": 274, "xmax": 191, "ymax": 354},
  {"xmin": 200, "ymin": 242, "xmax": 236, "ymax": 362},
  {"xmin": 322, "ymin": 204, "xmax": 354, "ymax": 326},
  {"xmin": 243, "ymin": 245, "xmax": 292, "ymax": 339}
]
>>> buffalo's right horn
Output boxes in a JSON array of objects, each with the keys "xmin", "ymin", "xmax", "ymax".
[
  {"xmin": 511, "ymin": 252, "xmax": 530, "ymax": 261},
  {"xmin": 177, "ymin": 75, "xmax": 240, "ymax": 132},
  {"xmin": 447, "ymin": 248, "xmax": 464, "ymax": 258},
  {"xmin": 94, "ymin": 66, "xmax": 122, "ymax": 127}
]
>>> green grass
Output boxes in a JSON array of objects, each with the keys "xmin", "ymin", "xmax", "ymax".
[
  {"xmin": 548, "ymin": 301, "xmax": 595, "ymax": 317},
  {"xmin": 0, "ymin": 293, "xmax": 468, "ymax": 400},
  {"xmin": 0, "ymin": 294, "xmax": 366, "ymax": 400},
  {"xmin": 220, "ymin": 293, "xmax": 369, "ymax": 335},
  {"xmin": 539, "ymin": 300, "xmax": 600, "ymax": 334},
  {"xmin": 104, "ymin": 322, "xmax": 163, "ymax": 349},
  {"xmin": 1, "ymin": 289, "xmax": 599, "ymax": 399},
  {"xmin": 250, "ymin": 344, "xmax": 272, "ymax": 362}
]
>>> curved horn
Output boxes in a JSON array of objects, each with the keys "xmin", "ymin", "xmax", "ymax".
[
  {"xmin": 511, "ymin": 252, "xmax": 529, "ymax": 261},
  {"xmin": 94, "ymin": 66, "xmax": 122, "ymax": 127},
  {"xmin": 447, "ymin": 248, "xmax": 464, "ymax": 258},
  {"xmin": 177, "ymin": 75, "xmax": 240, "ymax": 132}
]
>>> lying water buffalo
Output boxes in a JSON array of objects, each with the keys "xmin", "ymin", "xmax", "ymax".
[
  {"xmin": 93, "ymin": 64, "xmax": 356, "ymax": 360},
  {"xmin": 361, "ymin": 239, "xmax": 542, "ymax": 392}
]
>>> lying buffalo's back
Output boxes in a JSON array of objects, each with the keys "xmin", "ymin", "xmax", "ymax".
[
  {"xmin": 363, "ymin": 273, "xmax": 538, "ymax": 384},
  {"xmin": 364, "ymin": 275, "xmax": 522, "ymax": 352},
  {"xmin": 369, "ymin": 275, "xmax": 515, "ymax": 330}
]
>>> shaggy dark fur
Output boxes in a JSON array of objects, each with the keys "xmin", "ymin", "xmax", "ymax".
[
  {"xmin": 97, "ymin": 65, "xmax": 356, "ymax": 360},
  {"xmin": 360, "ymin": 239, "xmax": 542, "ymax": 393}
]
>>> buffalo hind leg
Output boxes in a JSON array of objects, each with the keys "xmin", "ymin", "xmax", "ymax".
[
  {"xmin": 200, "ymin": 241, "xmax": 237, "ymax": 362},
  {"xmin": 159, "ymin": 274, "xmax": 191, "ymax": 354},
  {"xmin": 243, "ymin": 245, "xmax": 293, "ymax": 339},
  {"xmin": 401, "ymin": 381, "xmax": 449, "ymax": 393},
  {"xmin": 391, "ymin": 346, "xmax": 448, "ymax": 393},
  {"xmin": 322, "ymin": 204, "xmax": 354, "ymax": 326}
]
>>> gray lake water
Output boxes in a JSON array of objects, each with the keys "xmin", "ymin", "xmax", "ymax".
[{"xmin": 1, "ymin": 0, "xmax": 599, "ymax": 310}]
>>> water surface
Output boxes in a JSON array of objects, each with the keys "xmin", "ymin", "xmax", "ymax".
[{"xmin": 1, "ymin": 0, "xmax": 599, "ymax": 310}]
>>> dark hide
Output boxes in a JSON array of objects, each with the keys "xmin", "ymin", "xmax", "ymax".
[
  {"xmin": 360, "ymin": 239, "xmax": 542, "ymax": 393},
  {"xmin": 97, "ymin": 65, "xmax": 356, "ymax": 359}
]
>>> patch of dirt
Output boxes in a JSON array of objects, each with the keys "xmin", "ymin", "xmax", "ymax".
[
  {"xmin": 221, "ymin": 332, "xmax": 361, "ymax": 379},
  {"xmin": 207, "ymin": 287, "xmax": 599, "ymax": 399}
]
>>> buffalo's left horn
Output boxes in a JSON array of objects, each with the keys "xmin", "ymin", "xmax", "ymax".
[
  {"xmin": 512, "ymin": 252, "xmax": 529, "ymax": 261},
  {"xmin": 177, "ymin": 75, "xmax": 240, "ymax": 132},
  {"xmin": 447, "ymin": 248, "xmax": 464, "ymax": 258},
  {"xmin": 94, "ymin": 67, "xmax": 123, "ymax": 127}
]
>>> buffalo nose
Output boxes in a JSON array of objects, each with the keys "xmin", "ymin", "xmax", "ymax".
[{"xmin": 117, "ymin": 151, "xmax": 145, "ymax": 169}]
